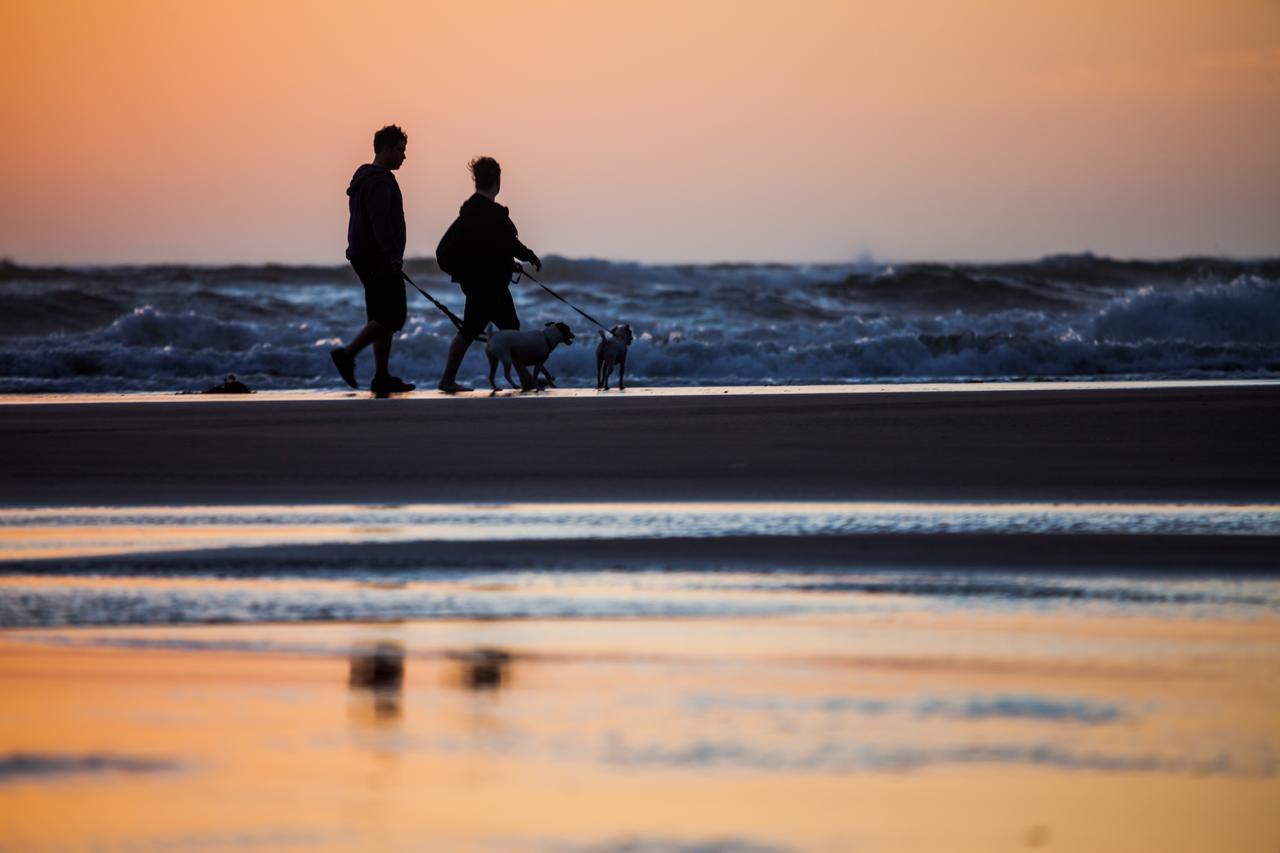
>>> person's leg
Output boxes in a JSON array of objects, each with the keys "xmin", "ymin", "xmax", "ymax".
[
  {"xmin": 439, "ymin": 290, "xmax": 484, "ymax": 392},
  {"xmin": 345, "ymin": 320, "xmax": 388, "ymax": 357},
  {"xmin": 438, "ymin": 332, "xmax": 472, "ymax": 391},
  {"xmin": 368, "ymin": 271, "xmax": 407, "ymax": 380},
  {"xmin": 352, "ymin": 264, "xmax": 411, "ymax": 393},
  {"xmin": 371, "ymin": 330, "xmax": 391, "ymax": 376},
  {"xmin": 493, "ymin": 288, "xmax": 520, "ymax": 332},
  {"xmin": 332, "ymin": 261, "xmax": 386, "ymax": 389}
]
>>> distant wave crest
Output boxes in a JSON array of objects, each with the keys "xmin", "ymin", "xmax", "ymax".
[{"xmin": 1, "ymin": 255, "xmax": 1277, "ymax": 391}]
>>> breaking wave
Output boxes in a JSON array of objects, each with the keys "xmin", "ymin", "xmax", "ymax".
[{"xmin": 0, "ymin": 255, "xmax": 1277, "ymax": 392}]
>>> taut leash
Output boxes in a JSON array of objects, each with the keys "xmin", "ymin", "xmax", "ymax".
[
  {"xmin": 513, "ymin": 267, "xmax": 613, "ymax": 334},
  {"xmin": 401, "ymin": 270, "xmax": 464, "ymax": 330}
]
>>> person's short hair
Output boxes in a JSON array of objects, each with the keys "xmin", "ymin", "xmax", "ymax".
[
  {"xmin": 373, "ymin": 125, "xmax": 408, "ymax": 154},
  {"xmin": 469, "ymin": 156, "xmax": 501, "ymax": 190}
]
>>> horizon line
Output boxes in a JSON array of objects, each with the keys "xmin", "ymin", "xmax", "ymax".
[{"xmin": 3, "ymin": 250, "xmax": 1278, "ymax": 271}]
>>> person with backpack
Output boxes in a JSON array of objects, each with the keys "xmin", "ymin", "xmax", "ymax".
[{"xmin": 434, "ymin": 156, "xmax": 542, "ymax": 393}]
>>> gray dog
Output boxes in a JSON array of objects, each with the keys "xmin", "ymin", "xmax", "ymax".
[
  {"xmin": 485, "ymin": 322, "xmax": 574, "ymax": 394},
  {"xmin": 595, "ymin": 324, "xmax": 634, "ymax": 390}
]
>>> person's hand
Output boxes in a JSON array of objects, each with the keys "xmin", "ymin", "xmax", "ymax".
[{"xmin": 531, "ymin": 254, "xmax": 542, "ymax": 272}]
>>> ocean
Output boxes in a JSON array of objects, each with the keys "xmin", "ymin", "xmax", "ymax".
[
  {"xmin": 3, "ymin": 256, "xmax": 1279, "ymax": 847},
  {"xmin": 2, "ymin": 254, "xmax": 1277, "ymax": 393}
]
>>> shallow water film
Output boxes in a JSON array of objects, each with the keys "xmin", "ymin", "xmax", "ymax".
[{"xmin": 2, "ymin": 556, "xmax": 1279, "ymax": 850}]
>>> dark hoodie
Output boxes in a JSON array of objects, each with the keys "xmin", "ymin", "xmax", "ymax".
[
  {"xmin": 345, "ymin": 164, "xmax": 406, "ymax": 266},
  {"xmin": 435, "ymin": 193, "xmax": 538, "ymax": 294}
]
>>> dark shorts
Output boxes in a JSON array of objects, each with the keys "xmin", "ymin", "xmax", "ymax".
[
  {"xmin": 350, "ymin": 257, "xmax": 407, "ymax": 332},
  {"xmin": 460, "ymin": 286, "xmax": 519, "ymax": 341}
]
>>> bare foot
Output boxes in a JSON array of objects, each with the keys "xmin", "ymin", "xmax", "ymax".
[{"xmin": 437, "ymin": 382, "xmax": 473, "ymax": 394}]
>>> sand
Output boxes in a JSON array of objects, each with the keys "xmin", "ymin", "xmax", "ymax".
[
  {"xmin": 3, "ymin": 383, "xmax": 1279, "ymax": 849},
  {"xmin": 2, "ymin": 598, "xmax": 1279, "ymax": 851},
  {"xmin": 2, "ymin": 384, "xmax": 1278, "ymax": 506}
]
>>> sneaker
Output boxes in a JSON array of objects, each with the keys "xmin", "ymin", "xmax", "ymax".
[
  {"xmin": 330, "ymin": 348, "xmax": 358, "ymax": 389},
  {"xmin": 437, "ymin": 381, "xmax": 473, "ymax": 394},
  {"xmin": 371, "ymin": 373, "xmax": 416, "ymax": 394}
]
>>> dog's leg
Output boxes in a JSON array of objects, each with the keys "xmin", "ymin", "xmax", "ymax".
[
  {"xmin": 618, "ymin": 354, "xmax": 626, "ymax": 391},
  {"xmin": 487, "ymin": 352, "xmax": 500, "ymax": 395},
  {"xmin": 513, "ymin": 361, "xmax": 535, "ymax": 392}
]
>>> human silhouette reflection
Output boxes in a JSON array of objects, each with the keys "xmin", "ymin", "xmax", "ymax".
[
  {"xmin": 448, "ymin": 647, "xmax": 512, "ymax": 692},
  {"xmin": 349, "ymin": 641, "xmax": 405, "ymax": 721}
]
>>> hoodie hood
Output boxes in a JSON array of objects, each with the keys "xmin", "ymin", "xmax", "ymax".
[
  {"xmin": 459, "ymin": 193, "xmax": 508, "ymax": 217},
  {"xmin": 347, "ymin": 164, "xmax": 394, "ymax": 197}
]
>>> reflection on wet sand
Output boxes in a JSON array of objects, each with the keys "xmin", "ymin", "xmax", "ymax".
[
  {"xmin": 349, "ymin": 641, "xmax": 404, "ymax": 722},
  {"xmin": 1, "ymin": 605, "xmax": 1278, "ymax": 850},
  {"xmin": 448, "ymin": 647, "xmax": 512, "ymax": 692}
]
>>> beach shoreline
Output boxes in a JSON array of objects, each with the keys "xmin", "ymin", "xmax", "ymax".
[
  {"xmin": 2, "ymin": 381, "xmax": 1279, "ymax": 849},
  {"xmin": 0, "ymin": 378, "xmax": 1275, "ymax": 406},
  {"xmin": 2, "ymin": 383, "xmax": 1276, "ymax": 507}
]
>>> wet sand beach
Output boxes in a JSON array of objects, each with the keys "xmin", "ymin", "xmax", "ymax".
[
  {"xmin": 2, "ymin": 590, "xmax": 1279, "ymax": 851},
  {"xmin": 1, "ymin": 383, "xmax": 1277, "ymax": 506},
  {"xmin": 2, "ymin": 383, "xmax": 1279, "ymax": 850}
]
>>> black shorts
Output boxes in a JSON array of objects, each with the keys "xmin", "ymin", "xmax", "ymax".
[
  {"xmin": 351, "ymin": 258, "xmax": 407, "ymax": 332},
  {"xmin": 460, "ymin": 286, "xmax": 519, "ymax": 341}
]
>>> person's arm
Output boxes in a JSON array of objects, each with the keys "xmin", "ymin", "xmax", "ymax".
[
  {"xmin": 513, "ymin": 238, "xmax": 541, "ymax": 272},
  {"xmin": 368, "ymin": 179, "xmax": 406, "ymax": 269},
  {"xmin": 507, "ymin": 217, "xmax": 541, "ymax": 271}
]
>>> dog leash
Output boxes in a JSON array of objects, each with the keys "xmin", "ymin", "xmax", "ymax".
[
  {"xmin": 401, "ymin": 271, "xmax": 492, "ymax": 342},
  {"xmin": 401, "ymin": 271, "xmax": 465, "ymax": 330},
  {"xmin": 405, "ymin": 267, "xmax": 602, "ymax": 345},
  {"xmin": 513, "ymin": 267, "xmax": 614, "ymax": 335}
]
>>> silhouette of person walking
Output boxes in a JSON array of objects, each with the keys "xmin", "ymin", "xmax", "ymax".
[
  {"xmin": 331, "ymin": 125, "xmax": 415, "ymax": 395},
  {"xmin": 434, "ymin": 157, "xmax": 542, "ymax": 393}
]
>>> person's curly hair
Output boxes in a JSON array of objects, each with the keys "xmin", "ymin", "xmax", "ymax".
[
  {"xmin": 373, "ymin": 125, "xmax": 407, "ymax": 154},
  {"xmin": 469, "ymin": 156, "xmax": 501, "ymax": 190}
]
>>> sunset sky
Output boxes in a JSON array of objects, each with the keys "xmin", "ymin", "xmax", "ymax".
[{"xmin": 2, "ymin": 0, "xmax": 1277, "ymax": 264}]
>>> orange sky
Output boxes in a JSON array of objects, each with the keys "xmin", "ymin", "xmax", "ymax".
[{"xmin": 1, "ymin": 0, "xmax": 1277, "ymax": 264}]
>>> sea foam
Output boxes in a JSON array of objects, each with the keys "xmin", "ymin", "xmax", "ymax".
[{"xmin": 1, "ymin": 256, "xmax": 1276, "ymax": 392}]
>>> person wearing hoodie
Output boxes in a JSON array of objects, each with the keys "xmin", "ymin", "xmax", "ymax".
[
  {"xmin": 330, "ymin": 124, "xmax": 415, "ymax": 395},
  {"xmin": 434, "ymin": 156, "xmax": 542, "ymax": 393}
]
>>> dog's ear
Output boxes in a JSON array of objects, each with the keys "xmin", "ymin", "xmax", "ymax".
[{"xmin": 544, "ymin": 321, "xmax": 555, "ymax": 327}]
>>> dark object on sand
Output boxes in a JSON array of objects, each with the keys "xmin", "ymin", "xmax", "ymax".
[
  {"xmin": 201, "ymin": 374, "xmax": 252, "ymax": 394},
  {"xmin": 349, "ymin": 643, "xmax": 405, "ymax": 720},
  {"xmin": 449, "ymin": 648, "xmax": 511, "ymax": 691},
  {"xmin": 349, "ymin": 643, "xmax": 405, "ymax": 691}
]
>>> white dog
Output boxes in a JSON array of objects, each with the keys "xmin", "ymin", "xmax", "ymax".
[
  {"xmin": 485, "ymin": 322, "xmax": 574, "ymax": 395},
  {"xmin": 595, "ymin": 324, "xmax": 634, "ymax": 390}
]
